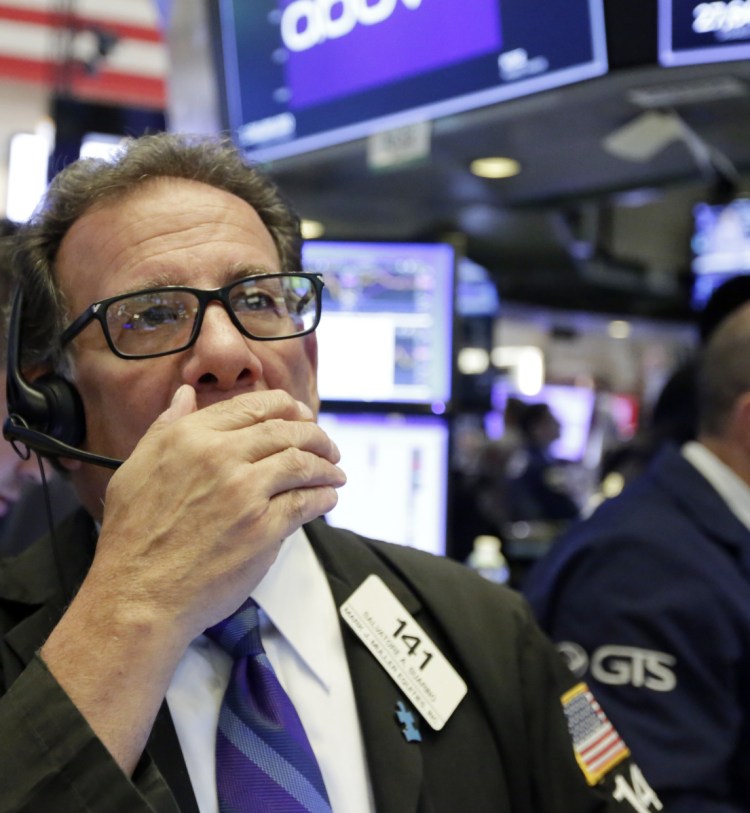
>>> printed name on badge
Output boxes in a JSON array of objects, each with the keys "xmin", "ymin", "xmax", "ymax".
[{"xmin": 340, "ymin": 574, "xmax": 467, "ymax": 730}]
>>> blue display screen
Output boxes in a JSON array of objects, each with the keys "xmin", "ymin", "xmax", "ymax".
[
  {"xmin": 215, "ymin": 0, "xmax": 608, "ymax": 161},
  {"xmin": 658, "ymin": 0, "xmax": 750, "ymax": 66},
  {"xmin": 691, "ymin": 198, "xmax": 750, "ymax": 309},
  {"xmin": 304, "ymin": 240, "xmax": 455, "ymax": 407}
]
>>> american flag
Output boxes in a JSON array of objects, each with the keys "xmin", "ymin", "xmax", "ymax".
[
  {"xmin": 0, "ymin": 0, "xmax": 167, "ymax": 109},
  {"xmin": 561, "ymin": 682, "xmax": 630, "ymax": 786}
]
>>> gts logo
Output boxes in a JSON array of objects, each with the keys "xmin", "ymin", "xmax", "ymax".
[{"xmin": 281, "ymin": 0, "xmax": 424, "ymax": 53}]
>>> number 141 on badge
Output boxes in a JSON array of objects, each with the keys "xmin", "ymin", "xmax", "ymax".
[{"xmin": 341, "ymin": 574, "xmax": 467, "ymax": 730}]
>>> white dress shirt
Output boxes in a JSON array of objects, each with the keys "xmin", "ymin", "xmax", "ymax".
[
  {"xmin": 166, "ymin": 527, "xmax": 376, "ymax": 813},
  {"xmin": 682, "ymin": 440, "xmax": 750, "ymax": 531}
]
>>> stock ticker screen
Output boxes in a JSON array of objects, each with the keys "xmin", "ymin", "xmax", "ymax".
[
  {"xmin": 303, "ymin": 240, "xmax": 455, "ymax": 407},
  {"xmin": 658, "ymin": 0, "xmax": 750, "ymax": 66},
  {"xmin": 214, "ymin": 0, "xmax": 608, "ymax": 161}
]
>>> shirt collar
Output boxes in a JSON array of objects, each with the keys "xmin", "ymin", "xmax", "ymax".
[
  {"xmin": 251, "ymin": 526, "xmax": 338, "ymax": 693},
  {"xmin": 682, "ymin": 441, "xmax": 750, "ymax": 532}
]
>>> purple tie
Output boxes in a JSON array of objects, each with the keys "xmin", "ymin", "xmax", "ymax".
[{"xmin": 206, "ymin": 599, "xmax": 333, "ymax": 813}]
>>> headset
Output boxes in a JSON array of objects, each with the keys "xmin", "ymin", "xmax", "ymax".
[{"xmin": 3, "ymin": 285, "xmax": 122, "ymax": 469}]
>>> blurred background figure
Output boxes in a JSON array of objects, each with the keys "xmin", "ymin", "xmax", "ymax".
[
  {"xmin": 593, "ymin": 274, "xmax": 750, "ymax": 503},
  {"xmin": 472, "ymin": 396, "xmax": 526, "ymax": 533},
  {"xmin": 504, "ymin": 401, "xmax": 581, "ymax": 525},
  {"xmin": 523, "ymin": 297, "xmax": 750, "ymax": 810},
  {"xmin": 0, "ymin": 218, "xmax": 78, "ymax": 556}
]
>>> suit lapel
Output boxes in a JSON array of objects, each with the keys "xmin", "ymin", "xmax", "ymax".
[{"xmin": 306, "ymin": 520, "xmax": 425, "ymax": 813}]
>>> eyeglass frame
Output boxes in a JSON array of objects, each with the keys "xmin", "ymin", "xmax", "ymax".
[{"xmin": 59, "ymin": 272, "xmax": 325, "ymax": 360}]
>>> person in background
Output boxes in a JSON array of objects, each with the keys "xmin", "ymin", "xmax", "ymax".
[
  {"xmin": 523, "ymin": 299, "xmax": 750, "ymax": 811},
  {"xmin": 596, "ymin": 274, "xmax": 750, "ymax": 497},
  {"xmin": 0, "ymin": 132, "xmax": 659, "ymax": 812},
  {"xmin": 505, "ymin": 401, "xmax": 581, "ymax": 525},
  {"xmin": 0, "ymin": 220, "xmax": 78, "ymax": 553}
]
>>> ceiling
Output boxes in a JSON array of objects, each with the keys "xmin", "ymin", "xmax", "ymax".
[{"xmin": 266, "ymin": 57, "xmax": 750, "ymax": 324}]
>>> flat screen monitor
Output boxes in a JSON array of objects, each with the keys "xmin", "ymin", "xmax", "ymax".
[
  {"xmin": 317, "ymin": 411, "xmax": 449, "ymax": 556},
  {"xmin": 213, "ymin": 0, "xmax": 608, "ymax": 161},
  {"xmin": 658, "ymin": 0, "xmax": 750, "ymax": 66},
  {"xmin": 306, "ymin": 240, "xmax": 455, "ymax": 406},
  {"xmin": 690, "ymin": 197, "xmax": 750, "ymax": 309}
]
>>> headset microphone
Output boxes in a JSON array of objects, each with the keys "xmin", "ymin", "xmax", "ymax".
[{"xmin": 4, "ymin": 285, "xmax": 122, "ymax": 470}]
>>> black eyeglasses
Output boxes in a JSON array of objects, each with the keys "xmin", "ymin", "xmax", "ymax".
[{"xmin": 60, "ymin": 272, "xmax": 325, "ymax": 360}]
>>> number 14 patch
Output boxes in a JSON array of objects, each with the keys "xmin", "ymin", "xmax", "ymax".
[{"xmin": 562, "ymin": 683, "xmax": 662, "ymax": 811}]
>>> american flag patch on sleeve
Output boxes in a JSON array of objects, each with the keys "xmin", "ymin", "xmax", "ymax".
[{"xmin": 561, "ymin": 682, "xmax": 630, "ymax": 785}]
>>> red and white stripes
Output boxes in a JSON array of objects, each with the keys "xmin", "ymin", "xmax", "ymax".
[{"xmin": 0, "ymin": 0, "xmax": 167, "ymax": 108}]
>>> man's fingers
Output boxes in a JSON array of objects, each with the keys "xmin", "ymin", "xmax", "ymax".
[
  {"xmin": 199, "ymin": 390, "xmax": 314, "ymax": 431},
  {"xmin": 154, "ymin": 384, "xmax": 198, "ymax": 426},
  {"xmin": 265, "ymin": 446, "xmax": 347, "ymax": 493},
  {"xmin": 236, "ymin": 419, "xmax": 342, "ymax": 465},
  {"xmin": 270, "ymin": 485, "xmax": 342, "ymax": 537}
]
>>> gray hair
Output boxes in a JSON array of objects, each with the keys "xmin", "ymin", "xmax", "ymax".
[
  {"xmin": 696, "ymin": 300, "xmax": 750, "ymax": 437},
  {"xmin": 15, "ymin": 132, "xmax": 301, "ymax": 369}
]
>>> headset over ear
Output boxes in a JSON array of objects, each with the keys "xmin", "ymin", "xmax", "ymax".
[{"xmin": 3, "ymin": 285, "xmax": 121, "ymax": 469}]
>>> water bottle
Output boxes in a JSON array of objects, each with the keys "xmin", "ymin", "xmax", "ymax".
[{"xmin": 467, "ymin": 535, "xmax": 510, "ymax": 584}]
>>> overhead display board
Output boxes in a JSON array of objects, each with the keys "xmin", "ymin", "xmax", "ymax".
[
  {"xmin": 658, "ymin": 0, "xmax": 750, "ymax": 66},
  {"xmin": 214, "ymin": 0, "xmax": 608, "ymax": 161}
]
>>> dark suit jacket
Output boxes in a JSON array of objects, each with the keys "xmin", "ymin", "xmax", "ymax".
[
  {"xmin": 0, "ymin": 511, "xmax": 653, "ymax": 812},
  {"xmin": 0, "ymin": 476, "xmax": 79, "ymax": 557}
]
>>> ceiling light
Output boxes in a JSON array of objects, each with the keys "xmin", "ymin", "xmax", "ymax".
[
  {"xmin": 301, "ymin": 219, "xmax": 325, "ymax": 239},
  {"xmin": 491, "ymin": 345, "xmax": 544, "ymax": 396},
  {"xmin": 457, "ymin": 347, "xmax": 490, "ymax": 375},
  {"xmin": 470, "ymin": 157, "xmax": 521, "ymax": 179}
]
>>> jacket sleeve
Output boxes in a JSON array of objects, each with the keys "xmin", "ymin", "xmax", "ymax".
[
  {"xmin": 513, "ymin": 595, "xmax": 666, "ymax": 813},
  {"xmin": 0, "ymin": 655, "xmax": 179, "ymax": 813},
  {"xmin": 529, "ymin": 535, "xmax": 749, "ymax": 811}
]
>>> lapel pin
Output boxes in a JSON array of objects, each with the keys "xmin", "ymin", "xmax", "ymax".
[{"xmin": 395, "ymin": 700, "xmax": 422, "ymax": 743}]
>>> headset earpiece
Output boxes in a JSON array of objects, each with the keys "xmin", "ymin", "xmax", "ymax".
[
  {"xmin": 21, "ymin": 371, "xmax": 86, "ymax": 448},
  {"xmin": 3, "ymin": 285, "xmax": 121, "ymax": 469}
]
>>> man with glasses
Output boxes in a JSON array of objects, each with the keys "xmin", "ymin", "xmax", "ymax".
[{"xmin": 0, "ymin": 133, "xmax": 657, "ymax": 812}]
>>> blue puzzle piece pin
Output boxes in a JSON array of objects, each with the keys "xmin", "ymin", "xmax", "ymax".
[{"xmin": 395, "ymin": 700, "xmax": 422, "ymax": 742}]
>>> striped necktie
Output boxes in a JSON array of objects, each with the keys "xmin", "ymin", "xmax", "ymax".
[{"xmin": 206, "ymin": 598, "xmax": 333, "ymax": 813}]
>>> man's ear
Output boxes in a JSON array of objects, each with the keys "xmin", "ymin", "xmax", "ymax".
[
  {"xmin": 6, "ymin": 363, "xmax": 82, "ymax": 473},
  {"xmin": 23, "ymin": 362, "xmax": 54, "ymax": 384}
]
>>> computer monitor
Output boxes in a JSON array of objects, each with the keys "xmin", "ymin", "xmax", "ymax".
[
  {"xmin": 317, "ymin": 411, "xmax": 450, "ymax": 556},
  {"xmin": 658, "ymin": 0, "xmax": 750, "ymax": 66},
  {"xmin": 690, "ymin": 197, "xmax": 750, "ymax": 310},
  {"xmin": 306, "ymin": 240, "xmax": 455, "ymax": 407},
  {"xmin": 212, "ymin": 0, "xmax": 608, "ymax": 162}
]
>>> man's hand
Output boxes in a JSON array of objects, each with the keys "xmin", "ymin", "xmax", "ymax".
[{"xmin": 94, "ymin": 385, "xmax": 345, "ymax": 637}]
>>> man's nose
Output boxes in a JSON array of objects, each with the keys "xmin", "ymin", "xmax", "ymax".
[{"xmin": 182, "ymin": 302, "xmax": 264, "ymax": 390}]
